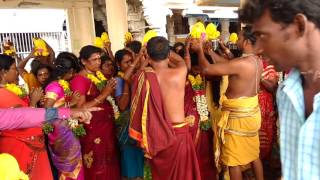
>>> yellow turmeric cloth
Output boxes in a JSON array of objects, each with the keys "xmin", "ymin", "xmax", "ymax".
[
  {"xmin": 206, "ymin": 76, "xmax": 228, "ymax": 172},
  {"xmin": 22, "ymin": 72, "xmax": 40, "ymax": 90},
  {"xmin": 215, "ymin": 94, "xmax": 261, "ymax": 167}
]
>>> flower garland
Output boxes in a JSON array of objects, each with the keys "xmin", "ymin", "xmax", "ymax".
[
  {"xmin": 43, "ymin": 80, "xmax": 86, "ymax": 137},
  {"xmin": 187, "ymin": 74, "xmax": 210, "ymax": 131},
  {"xmin": 107, "ymin": 96, "xmax": 120, "ymax": 120},
  {"xmin": 5, "ymin": 83, "xmax": 27, "ymax": 98},
  {"xmin": 87, "ymin": 71, "xmax": 106, "ymax": 91},
  {"xmin": 58, "ymin": 79, "xmax": 72, "ymax": 95},
  {"xmin": 86, "ymin": 71, "xmax": 120, "ymax": 121},
  {"xmin": 117, "ymin": 71, "xmax": 124, "ymax": 78}
]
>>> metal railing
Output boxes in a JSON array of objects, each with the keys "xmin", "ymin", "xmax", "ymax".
[{"xmin": 0, "ymin": 31, "xmax": 70, "ymax": 58}]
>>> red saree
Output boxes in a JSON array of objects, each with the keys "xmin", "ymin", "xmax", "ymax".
[
  {"xmin": 258, "ymin": 62, "xmax": 278, "ymax": 160},
  {"xmin": 129, "ymin": 69, "xmax": 201, "ymax": 180},
  {"xmin": 70, "ymin": 75, "xmax": 120, "ymax": 180},
  {"xmin": 184, "ymin": 82, "xmax": 217, "ymax": 180},
  {"xmin": 0, "ymin": 88, "xmax": 52, "ymax": 180}
]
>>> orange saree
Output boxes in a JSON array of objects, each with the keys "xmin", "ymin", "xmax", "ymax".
[{"xmin": 0, "ymin": 88, "xmax": 53, "ymax": 180}]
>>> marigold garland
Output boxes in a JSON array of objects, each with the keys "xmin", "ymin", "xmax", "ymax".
[
  {"xmin": 87, "ymin": 71, "xmax": 106, "ymax": 91},
  {"xmin": 5, "ymin": 83, "xmax": 27, "ymax": 98},
  {"xmin": 187, "ymin": 75, "xmax": 210, "ymax": 131},
  {"xmin": 58, "ymin": 80, "xmax": 72, "ymax": 95},
  {"xmin": 86, "ymin": 71, "xmax": 120, "ymax": 121},
  {"xmin": 43, "ymin": 80, "xmax": 86, "ymax": 138}
]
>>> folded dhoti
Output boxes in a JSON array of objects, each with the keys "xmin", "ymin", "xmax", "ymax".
[{"xmin": 215, "ymin": 95, "xmax": 261, "ymax": 167}]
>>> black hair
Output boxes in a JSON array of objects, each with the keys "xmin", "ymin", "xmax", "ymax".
[
  {"xmin": 242, "ymin": 25, "xmax": 257, "ymax": 45},
  {"xmin": 125, "ymin": 40, "xmax": 142, "ymax": 54},
  {"xmin": 239, "ymin": 0, "xmax": 320, "ymax": 29},
  {"xmin": 79, "ymin": 45, "xmax": 101, "ymax": 59},
  {"xmin": 146, "ymin": 36, "xmax": 170, "ymax": 61},
  {"xmin": 101, "ymin": 55, "xmax": 116, "ymax": 69},
  {"xmin": 43, "ymin": 56, "xmax": 78, "ymax": 88},
  {"xmin": 189, "ymin": 52, "xmax": 221, "ymax": 106},
  {"xmin": 173, "ymin": 42, "xmax": 185, "ymax": 52},
  {"xmin": 101, "ymin": 54, "xmax": 112, "ymax": 64},
  {"xmin": 101, "ymin": 55, "xmax": 117, "ymax": 75},
  {"xmin": 79, "ymin": 45, "xmax": 102, "ymax": 67},
  {"xmin": 30, "ymin": 60, "xmax": 52, "ymax": 77},
  {"xmin": 115, "ymin": 49, "xmax": 131, "ymax": 64},
  {"xmin": 0, "ymin": 54, "xmax": 15, "ymax": 71},
  {"xmin": 173, "ymin": 42, "xmax": 185, "ymax": 57},
  {"xmin": 56, "ymin": 52, "xmax": 81, "ymax": 72}
]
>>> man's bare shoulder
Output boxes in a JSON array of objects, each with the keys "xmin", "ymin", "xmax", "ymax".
[
  {"xmin": 231, "ymin": 56, "xmax": 258, "ymax": 68},
  {"xmin": 168, "ymin": 65, "xmax": 187, "ymax": 78}
]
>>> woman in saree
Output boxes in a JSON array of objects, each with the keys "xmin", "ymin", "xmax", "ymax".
[
  {"xmin": 257, "ymin": 57, "xmax": 278, "ymax": 160},
  {"xmin": 114, "ymin": 49, "xmax": 144, "ymax": 180},
  {"xmin": 43, "ymin": 55, "xmax": 84, "ymax": 180},
  {"xmin": 70, "ymin": 45, "xmax": 120, "ymax": 180},
  {"xmin": 0, "ymin": 54, "xmax": 52, "ymax": 180}
]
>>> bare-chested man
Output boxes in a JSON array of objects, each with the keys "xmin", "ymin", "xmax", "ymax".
[
  {"xmin": 129, "ymin": 36, "xmax": 201, "ymax": 180},
  {"xmin": 192, "ymin": 27, "xmax": 264, "ymax": 180}
]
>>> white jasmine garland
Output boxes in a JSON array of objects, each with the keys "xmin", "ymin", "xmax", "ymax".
[
  {"xmin": 107, "ymin": 96, "xmax": 120, "ymax": 120},
  {"xmin": 68, "ymin": 118, "xmax": 79, "ymax": 129}
]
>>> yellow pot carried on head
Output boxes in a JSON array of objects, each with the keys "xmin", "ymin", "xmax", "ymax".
[{"xmin": 33, "ymin": 38, "xmax": 49, "ymax": 56}]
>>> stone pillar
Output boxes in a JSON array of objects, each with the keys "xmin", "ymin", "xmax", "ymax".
[
  {"xmin": 127, "ymin": 0, "xmax": 145, "ymax": 42},
  {"xmin": 166, "ymin": 15, "xmax": 175, "ymax": 45},
  {"xmin": 67, "ymin": 6, "xmax": 96, "ymax": 55},
  {"xmin": 105, "ymin": 0, "xmax": 128, "ymax": 52},
  {"xmin": 220, "ymin": 19, "xmax": 230, "ymax": 43}
]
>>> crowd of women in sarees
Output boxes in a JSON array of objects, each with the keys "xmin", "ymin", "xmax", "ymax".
[{"xmin": 0, "ymin": 31, "xmax": 280, "ymax": 180}]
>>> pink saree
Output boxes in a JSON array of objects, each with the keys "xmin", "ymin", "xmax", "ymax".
[{"xmin": 45, "ymin": 81, "xmax": 84, "ymax": 180}]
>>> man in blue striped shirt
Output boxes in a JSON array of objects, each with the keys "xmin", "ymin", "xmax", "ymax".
[{"xmin": 239, "ymin": 0, "xmax": 320, "ymax": 179}]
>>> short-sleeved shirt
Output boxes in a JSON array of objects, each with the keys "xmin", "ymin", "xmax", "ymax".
[{"xmin": 277, "ymin": 69, "xmax": 320, "ymax": 180}]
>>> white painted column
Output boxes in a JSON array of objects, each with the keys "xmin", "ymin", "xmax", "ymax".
[
  {"xmin": 105, "ymin": 0, "xmax": 128, "ymax": 52},
  {"xmin": 67, "ymin": 6, "xmax": 96, "ymax": 55},
  {"xmin": 142, "ymin": 0, "xmax": 171, "ymax": 38}
]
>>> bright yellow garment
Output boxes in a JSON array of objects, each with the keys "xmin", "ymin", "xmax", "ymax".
[
  {"xmin": 215, "ymin": 95, "xmax": 261, "ymax": 167},
  {"xmin": 206, "ymin": 76, "xmax": 228, "ymax": 172},
  {"xmin": 22, "ymin": 72, "xmax": 40, "ymax": 90},
  {"xmin": 0, "ymin": 153, "xmax": 29, "ymax": 180}
]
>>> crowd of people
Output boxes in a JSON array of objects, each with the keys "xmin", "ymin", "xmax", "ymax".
[{"xmin": 1, "ymin": 0, "xmax": 320, "ymax": 180}]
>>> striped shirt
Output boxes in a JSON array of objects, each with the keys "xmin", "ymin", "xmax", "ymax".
[{"xmin": 277, "ymin": 69, "xmax": 320, "ymax": 180}]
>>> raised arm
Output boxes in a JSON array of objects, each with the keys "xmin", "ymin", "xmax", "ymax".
[
  {"xmin": 44, "ymin": 40, "xmax": 55, "ymax": 65},
  {"xmin": 184, "ymin": 37, "xmax": 192, "ymax": 70},
  {"xmin": 104, "ymin": 42, "xmax": 115, "ymax": 61},
  {"xmin": 219, "ymin": 40, "xmax": 235, "ymax": 59},
  {"xmin": 17, "ymin": 49, "xmax": 35, "ymax": 76},
  {"xmin": 203, "ymin": 41, "xmax": 229, "ymax": 63},
  {"xmin": 168, "ymin": 50, "xmax": 186, "ymax": 69},
  {"xmin": 193, "ymin": 39, "xmax": 245, "ymax": 76}
]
